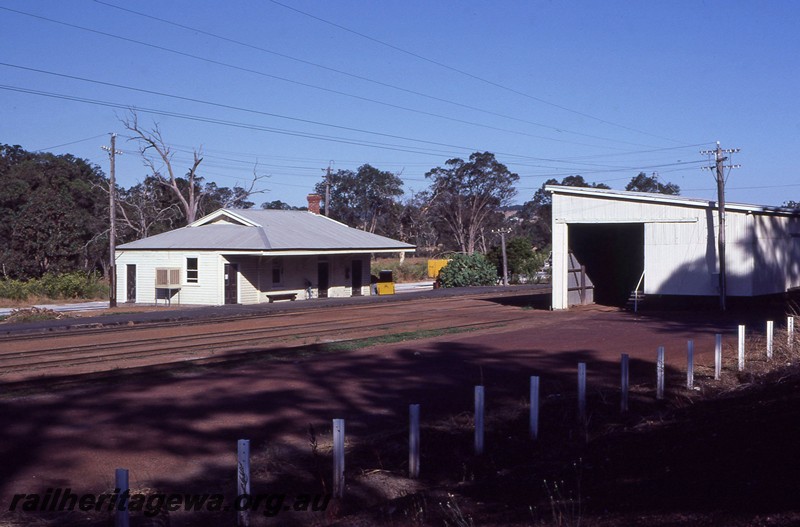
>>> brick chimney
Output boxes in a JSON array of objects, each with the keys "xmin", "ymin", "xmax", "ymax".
[{"xmin": 307, "ymin": 194, "xmax": 322, "ymax": 214}]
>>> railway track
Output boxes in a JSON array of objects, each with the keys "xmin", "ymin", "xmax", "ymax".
[
  {"xmin": 0, "ymin": 296, "xmax": 412, "ymax": 342},
  {"xmin": 0, "ymin": 293, "xmax": 541, "ymax": 382}
]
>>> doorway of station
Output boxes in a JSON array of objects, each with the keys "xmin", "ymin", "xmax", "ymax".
[
  {"xmin": 317, "ymin": 261, "xmax": 329, "ymax": 298},
  {"xmin": 568, "ymin": 223, "xmax": 644, "ymax": 306}
]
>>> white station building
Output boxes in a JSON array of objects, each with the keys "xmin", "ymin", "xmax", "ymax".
[{"xmin": 115, "ymin": 198, "xmax": 414, "ymax": 306}]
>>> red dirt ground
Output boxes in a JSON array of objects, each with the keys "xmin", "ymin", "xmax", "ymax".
[{"xmin": 1, "ymin": 292, "xmax": 797, "ymax": 526}]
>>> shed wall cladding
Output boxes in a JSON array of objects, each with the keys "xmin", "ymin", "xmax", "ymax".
[
  {"xmin": 644, "ymin": 220, "xmax": 715, "ymax": 296},
  {"xmin": 725, "ymin": 212, "xmax": 755, "ymax": 296},
  {"xmin": 753, "ymin": 215, "xmax": 800, "ymax": 295},
  {"xmin": 554, "ymin": 193, "xmax": 764, "ymax": 297},
  {"xmin": 646, "ymin": 210, "xmax": 756, "ymax": 296}
]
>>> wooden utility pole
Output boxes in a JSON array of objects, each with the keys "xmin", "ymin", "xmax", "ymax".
[
  {"xmin": 492, "ymin": 227, "xmax": 512, "ymax": 286},
  {"xmin": 102, "ymin": 134, "xmax": 122, "ymax": 308},
  {"xmin": 701, "ymin": 142, "xmax": 740, "ymax": 311}
]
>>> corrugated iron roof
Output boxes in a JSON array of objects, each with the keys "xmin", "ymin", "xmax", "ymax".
[
  {"xmin": 118, "ymin": 209, "xmax": 415, "ymax": 252},
  {"xmin": 546, "ymin": 185, "xmax": 800, "ymax": 216}
]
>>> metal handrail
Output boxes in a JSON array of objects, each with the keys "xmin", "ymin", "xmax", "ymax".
[{"xmin": 634, "ymin": 270, "xmax": 645, "ymax": 313}]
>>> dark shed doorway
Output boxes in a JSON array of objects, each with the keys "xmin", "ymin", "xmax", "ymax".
[{"xmin": 568, "ymin": 223, "xmax": 644, "ymax": 306}]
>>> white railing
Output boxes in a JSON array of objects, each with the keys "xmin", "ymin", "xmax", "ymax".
[{"xmin": 634, "ymin": 270, "xmax": 645, "ymax": 313}]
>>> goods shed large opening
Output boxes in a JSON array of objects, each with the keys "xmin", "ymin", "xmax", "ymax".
[{"xmin": 568, "ymin": 223, "xmax": 644, "ymax": 306}]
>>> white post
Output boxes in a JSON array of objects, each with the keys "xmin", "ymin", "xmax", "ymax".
[
  {"xmin": 474, "ymin": 386, "xmax": 485, "ymax": 455},
  {"xmin": 577, "ymin": 362, "xmax": 587, "ymax": 422},
  {"xmin": 551, "ymin": 222, "xmax": 569, "ymax": 309},
  {"xmin": 409, "ymin": 404, "xmax": 420, "ymax": 478},
  {"xmin": 738, "ymin": 324, "xmax": 745, "ymax": 371},
  {"xmin": 788, "ymin": 316, "xmax": 795, "ymax": 351},
  {"xmin": 237, "ymin": 439, "xmax": 250, "ymax": 527},
  {"xmin": 715, "ymin": 334, "xmax": 722, "ymax": 380},
  {"xmin": 529, "ymin": 376, "xmax": 540, "ymax": 440},
  {"xmin": 767, "ymin": 320, "xmax": 774, "ymax": 360},
  {"xmin": 687, "ymin": 340, "xmax": 694, "ymax": 390},
  {"xmin": 332, "ymin": 419, "xmax": 345, "ymax": 499},
  {"xmin": 115, "ymin": 468, "xmax": 129, "ymax": 527},
  {"xmin": 620, "ymin": 354, "xmax": 629, "ymax": 413},
  {"xmin": 656, "ymin": 346, "xmax": 665, "ymax": 400}
]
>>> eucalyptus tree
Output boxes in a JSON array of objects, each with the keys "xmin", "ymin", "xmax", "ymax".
[{"xmin": 425, "ymin": 152, "xmax": 518, "ymax": 255}]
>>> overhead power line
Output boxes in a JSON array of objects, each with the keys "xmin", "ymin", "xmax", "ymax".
[
  {"xmin": 5, "ymin": 81, "xmax": 706, "ymax": 185},
  {"xmin": 267, "ymin": 0, "xmax": 686, "ymax": 144},
  {"xmin": 0, "ymin": 84, "xmax": 459, "ymax": 157},
  {"xmin": 4, "ymin": 80, "xmax": 682, "ymax": 172},
  {"xmin": 0, "ymin": 62, "xmax": 649, "ymax": 164},
  {"xmin": 92, "ymin": 0, "xmax": 670, "ymax": 150},
  {"xmin": 35, "ymin": 133, "xmax": 108, "ymax": 151},
  {"xmin": 3, "ymin": 5, "xmax": 669, "ymax": 151}
]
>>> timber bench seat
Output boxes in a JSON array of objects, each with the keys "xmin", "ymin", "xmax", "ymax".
[{"xmin": 266, "ymin": 292, "xmax": 298, "ymax": 303}]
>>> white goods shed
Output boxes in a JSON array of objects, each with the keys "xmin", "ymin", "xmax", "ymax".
[
  {"xmin": 115, "ymin": 207, "xmax": 414, "ymax": 306},
  {"xmin": 548, "ymin": 186, "xmax": 800, "ymax": 309}
]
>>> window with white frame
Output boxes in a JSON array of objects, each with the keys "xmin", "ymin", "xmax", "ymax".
[{"xmin": 186, "ymin": 257, "xmax": 199, "ymax": 283}]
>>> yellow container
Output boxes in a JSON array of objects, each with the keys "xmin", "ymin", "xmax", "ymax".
[
  {"xmin": 427, "ymin": 259, "xmax": 449, "ymax": 278},
  {"xmin": 376, "ymin": 282, "xmax": 395, "ymax": 295}
]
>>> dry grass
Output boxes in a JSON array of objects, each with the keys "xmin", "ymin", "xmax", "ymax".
[{"xmin": 0, "ymin": 307, "xmax": 70, "ymax": 324}]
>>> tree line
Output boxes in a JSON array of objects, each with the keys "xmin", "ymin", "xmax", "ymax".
[
  {"xmin": 0, "ymin": 127, "xmax": 683, "ymax": 282},
  {"xmin": 314, "ymin": 155, "xmax": 682, "ymax": 259},
  {"xmin": 0, "ymin": 142, "xmax": 256, "ymax": 281}
]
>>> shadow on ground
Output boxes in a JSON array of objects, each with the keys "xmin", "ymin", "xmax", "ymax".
[{"xmin": 1, "ymin": 304, "xmax": 799, "ymax": 526}]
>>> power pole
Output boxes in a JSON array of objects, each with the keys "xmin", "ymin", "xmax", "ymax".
[
  {"xmin": 102, "ymin": 134, "xmax": 123, "ymax": 308},
  {"xmin": 492, "ymin": 227, "xmax": 512, "ymax": 286},
  {"xmin": 701, "ymin": 142, "xmax": 740, "ymax": 311}
]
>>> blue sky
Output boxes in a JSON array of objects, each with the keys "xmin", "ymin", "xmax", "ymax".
[{"xmin": 1, "ymin": 1, "xmax": 798, "ymax": 208}]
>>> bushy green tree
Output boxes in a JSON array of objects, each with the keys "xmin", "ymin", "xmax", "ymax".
[
  {"xmin": 0, "ymin": 144, "xmax": 107, "ymax": 279},
  {"xmin": 487, "ymin": 236, "xmax": 534, "ymax": 277},
  {"xmin": 397, "ymin": 191, "xmax": 440, "ymax": 254},
  {"xmin": 261, "ymin": 199, "xmax": 304, "ymax": 210},
  {"xmin": 438, "ymin": 253, "xmax": 497, "ymax": 287},
  {"xmin": 426, "ymin": 152, "xmax": 518, "ymax": 255},
  {"xmin": 518, "ymin": 175, "xmax": 610, "ymax": 248},
  {"xmin": 315, "ymin": 164, "xmax": 403, "ymax": 235},
  {"xmin": 626, "ymin": 172, "xmax": 680, "ymax": 195}
]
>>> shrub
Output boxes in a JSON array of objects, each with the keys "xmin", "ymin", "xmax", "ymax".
[
  {"xmin": 438, "ymin": 253, "xmax": 497, "ymax": 288},
  {"xmin": 512, "ymin": 251, "xmax": 551, "ymax": 284},
  {"xmin": 487, "ymin": 236, "xmax": 534, "ymax": 277},
  {"xmin": 0, "ymin": 272, "xmax": 107, "ymax": 301},
  {"xmin": 0, "ymin": 279, "xmax": 31, "ymax": 301},
  {"xmin": 370, "ymin": 258, "xmax": 429, "ymax": 282}
]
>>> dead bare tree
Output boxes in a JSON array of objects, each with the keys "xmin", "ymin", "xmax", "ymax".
[
  {"xmin": 219, "ymin": 164, "xmax": 270, "ymax": 209},
  {"xmin": 122, "ymin": 111, "xmax": 270, "ymax": 229},
  {"xmin": 117, "ymin": 183, "xmax": 182, "ymax": 239},
  {"xmin": 123, "ymin": 111, "xmax": 206, "ymax": 224}
]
